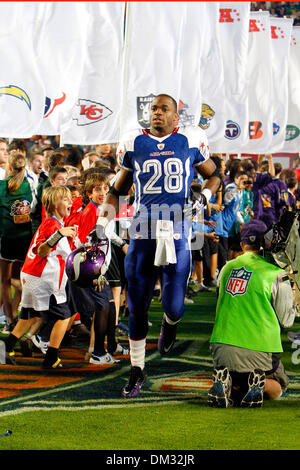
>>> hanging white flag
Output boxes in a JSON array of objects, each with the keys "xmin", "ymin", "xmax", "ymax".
[
  {"xmin": 269, "ymin": 17, "xmax": 293, "ymax": 153},
  {"xmin": 241, "ymin": 11, "xmax": 274, "ymax": 154},
  {"xmin": 210, "ymin": 2, "xmax": 250, "ymax": 153},
  {"xmin": 0, "ymin": 3, "xmax": 45, "ymax": 138},
  {"xmin": 32, "ymin": 2, "xmax": 90, "ymax": 136},
  {"xmin": 199, "ymin": 2, "xmax": 226, "ymax": 143},
  {"xmin": 61, "ymin": 2, "xmax": 125, "ymax": 145},
  {"xmin": 121, "ymin": 2, "xmax": 189, "ymax": 134},
  {"xmin": 282, "ymin": 26, "xmax": 300, "ymax": 152}
]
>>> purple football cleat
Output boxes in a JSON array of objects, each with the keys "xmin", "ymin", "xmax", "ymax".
[
  {"xmin": 122, "ymin": 366, "xmax": 147, "ymax": 398},
  {"xmin": 157, "ymin": 317, "xmax": 178, "ymax": 355}
]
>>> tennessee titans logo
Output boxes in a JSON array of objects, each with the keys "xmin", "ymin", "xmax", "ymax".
[
  {"xmin": 224, "ymin": 120, "xmax": 240, "ymax": 140},
  {"xmin": 44, "ymin": 93, "xmax": 66, "ymax": 118},
  {"xmin": 225, "ymin": 267, "xmax": 253, "ymax": 297},
  {"xmin": 0, "ymin": 85, "xmax": 31, "ymax": 110}
]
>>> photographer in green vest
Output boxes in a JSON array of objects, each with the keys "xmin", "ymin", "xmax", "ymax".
[{"xmin": 208, "ymin": 219, "xmax": 299, "ymax": 408}]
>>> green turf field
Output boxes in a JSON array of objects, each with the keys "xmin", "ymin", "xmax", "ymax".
[{"xmin": 0, "ymin": 288, "xmax": 299, "ymax": 451}]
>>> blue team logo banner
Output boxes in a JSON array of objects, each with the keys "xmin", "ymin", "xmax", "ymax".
[
  {"xmin": 137, "ymin": 93, "xmax": 155, "ymax": 127},
  {"xmin": 225, "ymin": 267, "xmax": 253, "ymax": 296}
]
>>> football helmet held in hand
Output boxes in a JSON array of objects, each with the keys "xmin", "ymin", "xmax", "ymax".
[{"xmin": 65, "ymin": 240, "xmax": 109, "ymax": 288}]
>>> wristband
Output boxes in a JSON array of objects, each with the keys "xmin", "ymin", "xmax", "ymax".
[
  {"xmin": 46, "ymin": 229, "xmax": 64, "ymax": 248},
  {"xmin": 201, "ymin": 188, "xmax": 212, "ymax": 204}
]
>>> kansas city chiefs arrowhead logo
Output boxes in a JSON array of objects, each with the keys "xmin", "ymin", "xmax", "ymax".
[{"xmin": 74, "ymin": 99, "xmax": 113, "ymax": 126}]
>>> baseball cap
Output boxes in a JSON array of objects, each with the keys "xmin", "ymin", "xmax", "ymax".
[{"xmin": 240, "ymin": 220, "xmax": 268, "ymax": 245}]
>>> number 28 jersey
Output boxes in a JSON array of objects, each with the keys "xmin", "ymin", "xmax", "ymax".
[{"xmin": 117, "ymin": 126, "xmax": 209, "ymax": 220}]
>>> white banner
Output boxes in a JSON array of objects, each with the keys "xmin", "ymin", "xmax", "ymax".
[
  {"xmin": 269, "ymin": 17, "xmax": 293, "ymax": 153},
  {"xmin": 210, "ymin": 2, "xmax": 250, "ymax": 153},
  {"xmin": 61, "ymin": 2, "xmax": 125, "ymax": 145},
  {"xmin": 0, "ymin": 3, "xmax": 45, "ymax": 138},
  {"xmin": 199, "ymin": 2, "xmax": 226, "ymax": 143},
  {"xmin": 241, "ymin": 11, "xmax": 274, "ymax": 153},
  {"xmin": 120, "ymin": 2, "xmax": 203, "ymax": 135},
  {"xmin": 281, "ymin": 26, "xmax": 300, "ymax": 152},
  {"xmin": 34, "ymin": 2, "xmax": 90, "ymax": 136}
]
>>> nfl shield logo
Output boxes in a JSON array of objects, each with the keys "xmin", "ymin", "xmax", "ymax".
[
  {"xmin": 157, "ymin": 143, "xmax": 165, "ymax": 150},
  {"xmin": 137, "ymin": 93, "xmax": 156, "ymax": 127},
  {"xmin": 225, "ymin": 267, "xmax": 253, "ymax": 297}
]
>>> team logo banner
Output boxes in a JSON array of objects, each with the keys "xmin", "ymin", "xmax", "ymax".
[
  {"xmin": 121, "ymin": 2, "xmax": 202, "ymax": 135},
  {"xmin": 61, "ymin": 2, "xmax": 124, "ymax": 144},
  {"xmin": 268, "ymin": 17, "xmax": 293, "ymax": 152},
  {"xmin": 282, "ymin": 26, "xmax": 300, "ymax": 152},
  {"xmin": 226, "ymin": 267, "xmax": 253, "ymax": 297},
  {"xmin": 241, "ymin": 11, "xmax": 274, "ymax": 153},
  {"xmin": 199, "ymin": 2, "xmax": 226, "ymax": 142},
  {"xmin": 210, "ymin": 2, "xmax": 251, "ymax": 153},
  {"xmin": 34, "ymin": 2, "xmax": 90, "ymax": 136}
]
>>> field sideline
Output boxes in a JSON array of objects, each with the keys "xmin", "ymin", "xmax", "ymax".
[{"xmin": 0, "ymin": 288, "xmax": 299, "ymax": 451}]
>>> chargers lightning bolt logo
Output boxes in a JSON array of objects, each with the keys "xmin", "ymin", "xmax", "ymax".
[{"xmin": 0, "ymin": 85, "xmax": 31, "ymax": 110}]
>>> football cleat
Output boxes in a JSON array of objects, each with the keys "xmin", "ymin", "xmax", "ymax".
[
  {"xmin": 207, "ymin": 367, "xmax": 232, "ymax": 408},
  {"xmin": 157, "ymin": 317, "xmax": 178, "ymax": 355},
  {"xmin": 240, "ymin": 369, "xmax": 266, "ymax": 408},
  {"xmin": 122, "ymin": 366, "xmax": 147, "ymax": 398}
]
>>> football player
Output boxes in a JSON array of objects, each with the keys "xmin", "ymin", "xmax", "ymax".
[{"xmin": 96, "ymin": 94, "xmax": 221, "ymax": 397}]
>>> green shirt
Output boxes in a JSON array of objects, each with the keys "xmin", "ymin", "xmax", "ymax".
[
  {"xmin": 210, "ymin": 251, "xmax": 284, "ymax": 352},
  {"xmin": 0, "ymin": 177, "xmax": 32, "ymax": 239}
]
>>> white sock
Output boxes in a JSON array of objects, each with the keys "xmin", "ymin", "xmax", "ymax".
[{"xmin": 129, "ymin": 338, "xmax": 146, "ymax": 369}]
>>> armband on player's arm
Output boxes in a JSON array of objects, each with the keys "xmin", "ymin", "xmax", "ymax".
[
  {"xmin": 46, "ymin": 230, "xmax": 64, "ymax": 248},
  {"xmin": 108, "ymin": 184, "xmax": 128, "ymax": 198}
]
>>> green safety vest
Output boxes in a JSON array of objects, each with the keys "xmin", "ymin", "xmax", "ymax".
[{"xmin": 210, "ymin": 251, "xmax": 284, "ymax": 352}]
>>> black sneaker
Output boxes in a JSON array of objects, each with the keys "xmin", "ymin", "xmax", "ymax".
[
  {"xmin": 207, "ymin": 367, "xmax": 232, "ymax": 408},
  {"xmin": 42, "ymin": 357, "xmax": 63, "ymax": 369},
  {"xmin": 122, "ymin": 366, "xmax": 147, "ymax": 398},
  {"xmin": 19, "ymin": 335, "xmax": 33, "ymax": 357},
  {"xmin": 157, "ymin": 317, "xmax": 177, "ymax": 355},
  {"xmin": 5, "ymin": 351, "xmax": 17, "ymax": 365},
  {"xmin": 240, "ymin": 369, "xmax": 266, "ymax": 408}
]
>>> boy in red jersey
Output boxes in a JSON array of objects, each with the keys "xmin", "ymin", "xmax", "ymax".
[{"xmin": 2, "ymin": 186, "xmax": 77, "ymax": 368}]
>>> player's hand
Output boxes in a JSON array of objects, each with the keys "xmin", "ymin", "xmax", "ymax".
[
  {"xmin": 59, "ymin": 226, "xmax": 77, "ymax": 239},
  {"xmin": 211, "ymin": 204, "xmax": 224, "ymax": 212},
  {"xmin": 184, "ymin": 193, "xmax": 207, "ymax": 219}
]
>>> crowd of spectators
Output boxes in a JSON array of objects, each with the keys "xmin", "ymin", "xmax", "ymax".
[{"xmin": 0, "ymin": 135, "xmax": 299, "ymax": 364}]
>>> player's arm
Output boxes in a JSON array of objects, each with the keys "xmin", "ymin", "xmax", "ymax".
[
  {"xmin": 95, "ymin": 168, "xmax": 133, "ymax": 239},
  {"xmin": 187, "ymin": 159, "xmax": 221, "ymax": 216},
  {"xmin": 197, "ymin": 158, "xmax": 221, "ymax": 199}
]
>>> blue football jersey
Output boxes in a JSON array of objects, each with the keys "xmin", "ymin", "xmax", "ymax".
[{"xmin": 117, "ymin": 126, "xmax": 209, "ymax": 221}]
